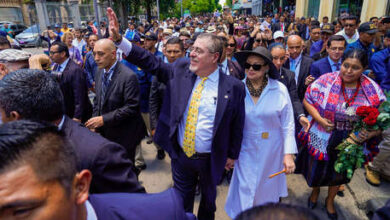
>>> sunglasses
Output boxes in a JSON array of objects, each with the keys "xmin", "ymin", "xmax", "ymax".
[
  {"xmin": 344, "ymin": 24, "xmax": 355, "ymax": 27},
  {"xmin": 255, "ymin": 39, "xmax": 265, "ymax": 43},
  {"xmin": 227, "ymin": 43, "xmax": 236, "ymax": 47},
  {"xmin": 244, "ymin": 62, "xmax": 267, "ymax": 70}
]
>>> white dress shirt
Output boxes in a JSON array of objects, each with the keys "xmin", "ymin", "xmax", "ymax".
[
  {"xmin": 72, "ymin": 38, "xmax": 86, "ymax": 56},
  {"xmin": 289, "ymin": 53, "xmax": 302, "ymax": 85},
  {"xmin": 116, "ymin": 37, "xmax": 219, "ymax": 153},
  {"xmin": 221, "ymin": 58, "xmax": 230, "ymax": 75},
  {"xmin": 178, "ymin": 69, "xmax": 219, "ymax": 153},
  {"xmin": 86, "ymin": 200, "xmax": 98, "ymax": 220}
]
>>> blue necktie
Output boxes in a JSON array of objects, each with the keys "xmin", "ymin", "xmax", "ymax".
[
  {"xmin": 334, "ymin": 63, "xmax": 341, "ymax": 71},
  {"xmin": 101, "ymin": 71, "xmax": 110, "ymax": 106},
  {"xmin": 290, "ymin": 60, "xmax": 296, "ymax": 72}
]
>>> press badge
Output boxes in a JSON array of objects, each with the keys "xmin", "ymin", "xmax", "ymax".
[{"xmin": 261, "ymin": 132, "xmax": 269, "ymax": 139}]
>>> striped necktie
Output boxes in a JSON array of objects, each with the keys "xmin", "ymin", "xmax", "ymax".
[{"xmin": 182, "ymin": 77, "xmax": 208, "ymax": 157}]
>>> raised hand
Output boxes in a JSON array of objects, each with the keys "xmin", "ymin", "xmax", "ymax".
[{"xmin": 107, "ymin": 7, "xmax": 122, "ymax": 43}]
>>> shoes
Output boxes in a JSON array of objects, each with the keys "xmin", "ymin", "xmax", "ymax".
[
  {"xmin": 336, "ymin": 190, "xmax": 344, "ymax": 197},
  {"xmin": 157, "ymin": 149, "xmax": 166, "ymax": 160},
  {"xmin": 365, "ymin": 165, "xmax": 381, "ymax": 186},
  {"xmin": 136, "ymin": 164, "xmax": 147, "ymax": 170},
  {"xmin": 325, "ymin": 197, "xmax": 338, "ymax": 220},
  {"xmin": 307, "ymin": 195, "xmax": 317, "ymax": 209}
]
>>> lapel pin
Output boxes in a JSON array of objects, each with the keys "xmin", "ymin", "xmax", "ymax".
[{"xmin": 224, "ymin": 95, "xmax": 228, "ymax": 99}]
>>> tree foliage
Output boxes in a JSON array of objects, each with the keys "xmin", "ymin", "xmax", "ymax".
[
  {"xmin": 182, "ymin": 0, "xmax": 218, "ymax": 15},
  {"xmin": 225, "ymin": 0, "xmax": 232, "ymax": 8}
]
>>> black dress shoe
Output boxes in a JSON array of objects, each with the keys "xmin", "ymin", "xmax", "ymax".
[
  {"xmin": 136, "ymin": 164, "xmax": 147, "ymax": 170},
  {"xmin": 325, "ymin": 197, "xmax": 338, "ymax": 220},
  {"xmin": 307, "ymin": 196, "xmax": 317, "ymax": 209},
  {"xmin": 157, "ymin": 149, "xmax": 166, "ymax": 160},
  {"xmin": 336, "ymin": 190, "xmax": 344, "ymax": 197}
]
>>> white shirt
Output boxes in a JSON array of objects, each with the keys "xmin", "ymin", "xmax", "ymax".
[
  {"xmin": 178, "ymin": 68, "xmax": 219, "ymax": 153},
  {"xmin": 72, "ymin": 38, "xmax": 86, "ymax": 56},
  {"xmin": 55, "ymin": 58, "xmax": 70, "ymax": 72},
  {"xmin": 289, "ymin": 53, "xmax": 302, "ymax": 85},
  {"xmin": 86, "ymin": 201, "xmax": 98, "ymax": 220},
  {"xmin": 336, "ymin": 29, "xmax": 359, "ymax": 44},
  {"xmin": 221, "ymin": 58, "xmax": 230, "ymax": 75},
  {"xmin": 117, "ymin": 38, "xmax": 219, "ymax": 153}
]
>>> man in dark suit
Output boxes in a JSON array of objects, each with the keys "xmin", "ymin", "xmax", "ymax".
[
  {"xmin": 271, "ymin": 14, "xmax": 289, "ymax": 34},
  {"xmin": 149, "ymin": 36, "xmax": 186, "ymax": 160},
  {"xmin": 0, "ymin": 69, "xmax": 145, "ymax": 194},
  {"xmin": 50, "ymin": 41, "xmax": 92, "ymax": 122},
  {"xmin": 0, "ymin": 120, "xmax": 195, "ymax": 220},
  {"xmin": 85, "ymin": 39, "xmax": 146, "ymax": 162},
  {"xmin": 108, "ymin": 8, "xmax": 245, "ymax": 220},
  {"xmin": 310, "ymin": 35, "xmax": 346, "ymax": 79},
  {"xmin": 270, "ymin": 43, "xmax": 310, "ymax": 132},
  {"xmin": 283, "ymin": 35, "xmax": 314, "ymax": 101}
]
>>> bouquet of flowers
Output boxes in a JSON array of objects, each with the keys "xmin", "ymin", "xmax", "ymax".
[{"xmin": 334, "ymin": 92, "xmax": 390, "ymax": 179}]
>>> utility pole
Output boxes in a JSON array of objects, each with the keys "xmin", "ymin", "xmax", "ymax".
[
  {"xmin": 157, "ymin": 0, "xmax": 160, "ymax": 21},
  {"xmin": 93, "ymin": 0, "xmax": 101, "ymax": 37},
  {"xmin": 181, "ymin": 0, "xmax": 183, "ymax": 17}
]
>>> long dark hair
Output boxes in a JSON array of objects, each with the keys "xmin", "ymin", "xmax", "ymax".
[{"xmin": 342, "ymin": 48, "xmax": 368, "ymax": 69}]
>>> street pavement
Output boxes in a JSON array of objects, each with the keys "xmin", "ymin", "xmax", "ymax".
[
  {"xmin": 139, "ymin": 139, "xmax": 390, "ymax": 220},
  {"xmin": 22, "ymin": 46, "xmax": 390, "ymax": 220}
]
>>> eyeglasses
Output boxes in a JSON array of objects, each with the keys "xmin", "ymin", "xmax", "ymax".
[
  {"xmin": 344, "ymin": 24, "xmax": 356, "ymax": 27},
  {"xmin": 227, "ymin": 43, "xmax": 236, "ymax": 47},
  {"xmin": 49, "ymin": 51, "xmax": 61, "ymax": 55},
  {"xmin": 255, "ymin": 39, "xmax": 265, "ymax": 43},
  {"xmin": 244, "ymin": 62, "xmax": 267, "ymax": 70}
]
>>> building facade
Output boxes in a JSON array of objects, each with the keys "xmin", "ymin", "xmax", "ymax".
[{"xmin": 296, "ymin": 0, "xmax": 390, "ymax": 23}]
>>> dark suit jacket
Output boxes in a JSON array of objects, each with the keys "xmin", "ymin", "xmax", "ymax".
[
  {"xmin": 61, "ymin": 116, "xmax": 145, "ymax": 194},
  {"xmin": 58, "ymin": 59, "xmax": 92, "ymax": 122},
  {"xmin": 227, "ymin": 59, "xmax": 245, "ymax": 80},
  {"xmin": 271, "ymin": 22, "xmax": 289, "ymax": 33},
  {"xmin": 310, "ymin": 56, "xmax": 332, "ymax": 79},
  {"xmin": 126, "ymin": 45, "xmax": 246, "ymax": 185},
  {"xmin": 89, "ymin": 188, "xmax": 196, "ymax": 220},
  {"xmin": 277, "ymin": 68, "xmax": 305, "ymax": 120},
  {"xmin": 283, "ymin": 55, "xmax": 314, "ymax": 101},
  {"xmin": 149, "ymin": 76, "xmax": 166, "ymax": 130},
  {"xmin": 93, "ymin": 62, "xmax": 146, "ymax": 161}
]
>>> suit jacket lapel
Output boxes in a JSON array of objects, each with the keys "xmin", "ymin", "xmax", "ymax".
[
  {"xmin": 213, "ymin": 70, "xmax": 230, "ymax": 138},
  {"xmin": 176, "ymin": 71, "xmax": 197, "ymax": 122},
  {"xmin": 103, "ymin": 63, "xmax": 120, "ymax": 105},
  {"xmin": 297, "ymin": 56, "xmax": 306, "ymax": 85},
  {"xmin": 95, "ymin": 69, "xmax": 103, "ymax": 111}
]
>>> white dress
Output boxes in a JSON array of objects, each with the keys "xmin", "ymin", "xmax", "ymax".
[{"xmin": 225, "ymin": 78, "xmax": 298, "ymax": 219}]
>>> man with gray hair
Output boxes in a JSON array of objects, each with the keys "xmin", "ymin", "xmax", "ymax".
[{"xmin": 107, "ymin": 8, "xmax": 245, "ymax": 220}]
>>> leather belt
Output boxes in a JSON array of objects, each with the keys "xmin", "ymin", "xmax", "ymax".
[{"xmin": 189, "ymin": 152, "xmax": 211, "ymax": 160}]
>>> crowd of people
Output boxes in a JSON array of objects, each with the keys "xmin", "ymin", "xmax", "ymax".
[{"xmin": 0, "ymin": 6, "xmax": 390, "ymax": 220}]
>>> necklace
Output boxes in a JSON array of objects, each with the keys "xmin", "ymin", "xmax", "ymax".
[
  {"xmin": 246, "ymin": 76, "xmax": 268, "ymax": 97},
  {"xmin": 341, "ymin": 80, "xmax": 360, "ymax": 109}
]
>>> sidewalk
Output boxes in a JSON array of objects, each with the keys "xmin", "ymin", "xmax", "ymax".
[{"xmin": 139, "ymin": 140, "xmax": 390, "ymax": 220}]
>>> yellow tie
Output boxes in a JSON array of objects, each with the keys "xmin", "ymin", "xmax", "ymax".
[{"xmin": 182, "ymin": 77, "xmax": 208, "ymax": 157}]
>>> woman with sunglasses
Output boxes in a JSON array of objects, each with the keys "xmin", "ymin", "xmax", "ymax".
[
  {"xmin": 295, "ymin": 49, "xmax": 385, "ymax": 220},
  {"xmin": 225, "ymin": 46, "xmax": 297, "ymax": 219},
  {"xmin": 225, "ymin": 35, "xmax": 237, "ymax": 61}
]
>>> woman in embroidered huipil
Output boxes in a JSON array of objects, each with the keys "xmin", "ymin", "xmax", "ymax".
[
  {"xmin": 225, "ymin": 46, "xmax": 297, "ymax": 219},
  {"xmin": 295, "ymin": 49, "xmax": 385, "ymax": 220}
]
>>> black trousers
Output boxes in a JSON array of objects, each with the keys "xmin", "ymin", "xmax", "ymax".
[{"xmin": 171, "ymin": 150, "xmax": 217, "ymax": 220}]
